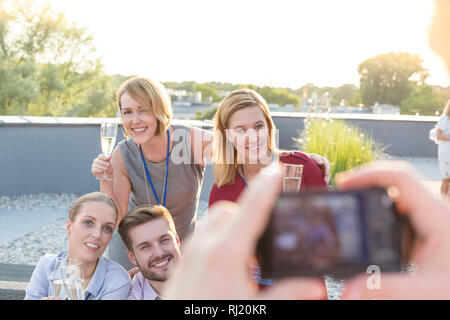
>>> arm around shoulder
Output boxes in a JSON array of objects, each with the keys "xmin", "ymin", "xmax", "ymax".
[
  {"xmin": 110, "ymin": 147, "xmax": 132, "ymax": 223},
  {"xmin": 190, "ymin": 127, "xmax": 213, "ymax": 165}
]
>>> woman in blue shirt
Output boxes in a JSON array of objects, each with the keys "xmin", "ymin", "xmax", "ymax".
[{"xmin": 25, "ymin": 192, "xmax": 131, "ymax": 300}]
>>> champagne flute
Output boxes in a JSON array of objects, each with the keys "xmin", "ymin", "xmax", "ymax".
[
  {"xmin": 283, "ymin": 164, "xmax": 303, "ymax": 193},
  {"xmin": 53, "ymin": 258, "xmax": 85, "ymax": 300},
  {"xmin": 51, "ymin": 258, "xmax": 66, "ymax": 299},
  {"xmin": 99, "ymin": 122, "xmax": 118, "ymax": 180}
]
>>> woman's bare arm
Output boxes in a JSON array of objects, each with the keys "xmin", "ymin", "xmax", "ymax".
[
  {"xmin": 109, "ymin": 147, "xmax": 131, "ymax": 224},
  {"xmin": 190, "ymin": 127, "xmax": 214, "ymax": 166},
  {"xmin": 437, "ymin": 128, "xmax": 450, "ymax": 141}
]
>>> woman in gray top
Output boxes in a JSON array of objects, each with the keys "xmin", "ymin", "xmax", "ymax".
[
  {"xmin": 91, "ymin": 77, "xmax": 211, "ymax": 269},
  {"xmin": 91, "ymin": 77, "xmax": 329, "ymax": 270}
]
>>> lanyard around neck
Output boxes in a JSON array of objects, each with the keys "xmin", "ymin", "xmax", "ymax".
[
  {"xmin": 139, "ymin": 129, "xmax": 170, "ymax": 207},
  {"xmin": 241, "ymin": 152, "xmax": 274, "ymax": 188}
]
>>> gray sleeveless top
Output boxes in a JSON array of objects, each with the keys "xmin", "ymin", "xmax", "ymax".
[{"xmin": 107, "ymin": 124, "xmax": 205, "ymax": 269}]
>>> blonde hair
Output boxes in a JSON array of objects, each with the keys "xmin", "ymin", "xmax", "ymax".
[
  {"xmin": 116, "ymin": 77, "xmax": 173, "ymax": 136},
  {"xmin": 443, "ymin": 99, "xmax": 450, "ymax": 117},
  {"xmin": 213, "ymin": 89, "xmax": 277, "ymax": 187},
  {"xmin": 69, "ymin": 192, "xmax": 118, "ymax": 223}
]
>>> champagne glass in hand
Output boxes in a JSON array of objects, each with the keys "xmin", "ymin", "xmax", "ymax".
[
  {"xmin": 283, "ymin": 164, "xmax": 303, "ymax": 193},
  {"xmin": 53, "ymin": 258, "xmax": 85, "ymax": 300},
  {"xmin": 99, "ymin": 122, "xmax": 118, "ymax": 180}
]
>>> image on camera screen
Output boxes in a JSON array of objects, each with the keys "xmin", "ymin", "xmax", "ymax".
[{"xmin": 270, "ymin": 194, "xmax": 368, "ymax": 271}]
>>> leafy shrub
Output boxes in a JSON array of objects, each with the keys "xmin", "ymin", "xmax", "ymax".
[{"xmin": 297, "ymin": 117, "xmax": 386, "ymax": 187}]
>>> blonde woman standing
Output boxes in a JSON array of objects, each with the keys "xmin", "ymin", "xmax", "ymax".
[
  {"xmin": 436, "ymin": 99, "xmax": 450, "ymax": 197},
  {"xmin": 91, "ymin": 77, "xmax": 212, "ymax": 270}
]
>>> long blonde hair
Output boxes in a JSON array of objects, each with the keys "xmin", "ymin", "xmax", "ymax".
[
  {"xmin": 116, "ymin": 77, "xmax": 173, "ymax": 136},
  {"xmin": 213, "ymin": 89, "xmax": 277, "ymax": 187}
]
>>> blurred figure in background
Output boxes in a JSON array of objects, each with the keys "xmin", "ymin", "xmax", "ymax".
[{"xmin": 435, "ymin": 99, "xmax": 450, "ymax": 197}]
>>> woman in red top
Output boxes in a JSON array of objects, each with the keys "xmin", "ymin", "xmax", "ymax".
[
  {"xmin": 209, "ymin": 88, "xmax": 328, "ymax": 208},
  {"xmin": 208, "ymin": 88, "xmax": 329, "ymax": 296}
]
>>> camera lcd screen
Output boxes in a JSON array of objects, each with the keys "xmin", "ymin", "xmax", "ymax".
[{"xmin": 258, "ymin": 189, "xmax": 403, "ymax": 279}]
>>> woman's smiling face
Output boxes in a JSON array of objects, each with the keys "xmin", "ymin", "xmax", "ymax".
[
  {"xmin": 226, "ymin": 105, "xmax": 270, "ymax": 165},
  {"xmin": 66, "ymin": 201, "xmax": 116, "ymax": 263},
  {"xmin": 120, "ymin": 91, "xmax": 159, "ymax": 145}
]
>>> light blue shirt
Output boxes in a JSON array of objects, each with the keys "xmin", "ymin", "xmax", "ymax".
[{"xmin": 24, "ymin": 250, "xmax": 131, "ymax": 300}]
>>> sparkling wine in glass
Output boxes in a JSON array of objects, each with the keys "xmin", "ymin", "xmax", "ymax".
[
  {"xmin": 53, "ymin": 258, "xmax": 85, "ymax": 300},
  {"xmin": 52, "ymin": 279, "xmax": 64, "ymax": 298},
  {"xmin": 100, "ymin": 122, "xmax": 118, "ymax": 180},
  {"xmin": 283, "ymin": 164, "xmax": 303, "ymax": 193}
]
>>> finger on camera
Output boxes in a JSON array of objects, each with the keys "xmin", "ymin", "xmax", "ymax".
[{"xmin": 336, "ymin": 165, "xmax": 445, "ymax": 237}]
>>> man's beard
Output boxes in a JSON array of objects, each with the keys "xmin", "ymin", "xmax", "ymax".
[{"xmin": 138, "ymin": 253, "xmax": 174, "ymax": 282}]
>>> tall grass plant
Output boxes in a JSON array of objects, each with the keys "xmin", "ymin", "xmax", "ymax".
[{"xmin": 297, "ymin": 117, "xmax": 387, "ymax": 187}]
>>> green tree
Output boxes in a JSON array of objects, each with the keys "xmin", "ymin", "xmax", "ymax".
[
  {"xmin": 400, "ymin": 84, "xmax": 446, "ymax": 115},
  {"xmin": 0, "ymin": 0, "xmax": 115, "ymax": 116},
  {"xmin": 258, "ymin": 86, "xmax": 301, "ymax": 106},
  {"xmin": 332, "ymin": 84, "xmax": 359, "ymax": 106},
  {"xmin": 194, "ymin": 84, "xmax": 221, "ymax": 102},
  {"xmin": 357, "ymin": 52, "xmax": 428, "ymax": 108},
  {"xmin": 195, "ymin": 106, "xmax": 217, "ymax": 120}
]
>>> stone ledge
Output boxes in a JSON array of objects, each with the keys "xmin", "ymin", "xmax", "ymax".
[
  {"xmin": 0, "ymin": 116, "xmax": 213, "ymax": 128},
  {"xmin": 0, "ymin": 281, "xmax": 28, "ymax": 290},
  {"xmin": 271, "ymin": 111, "xmax": 439, "ymax": 122}
]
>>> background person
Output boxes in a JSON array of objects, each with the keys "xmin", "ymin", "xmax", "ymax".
[
  {"xmin": 25, "ymin": 192, "xmax": 131, "ymax": 300},
  {"xmin": 435, "ymin": 99, "xmax": 450, "ymax": 197},
  {"xmin": 118, "ymin": 205, "xmax": 181, "ymax": 300}
]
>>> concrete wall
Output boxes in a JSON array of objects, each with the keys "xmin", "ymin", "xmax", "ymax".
[
  {"xmin": 271, "ymin": 112, "xmax": 439, "ymax": 158},
  {"xmin": 0, "ymin": 113, "xmax": 440, "ymax": 196},
  {"xmin": 0, "ymin": 117, "xmax": 214, "ymax": 198}
]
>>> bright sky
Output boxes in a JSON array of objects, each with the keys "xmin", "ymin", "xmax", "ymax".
[{"xmin": 37, "ymin": 0, "xmax": 449, "ymax": 89}]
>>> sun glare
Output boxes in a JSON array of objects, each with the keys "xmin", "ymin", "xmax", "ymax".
[{"xmin": 35, "ymin": 0, "xmax": 447, "ymax": 88}]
